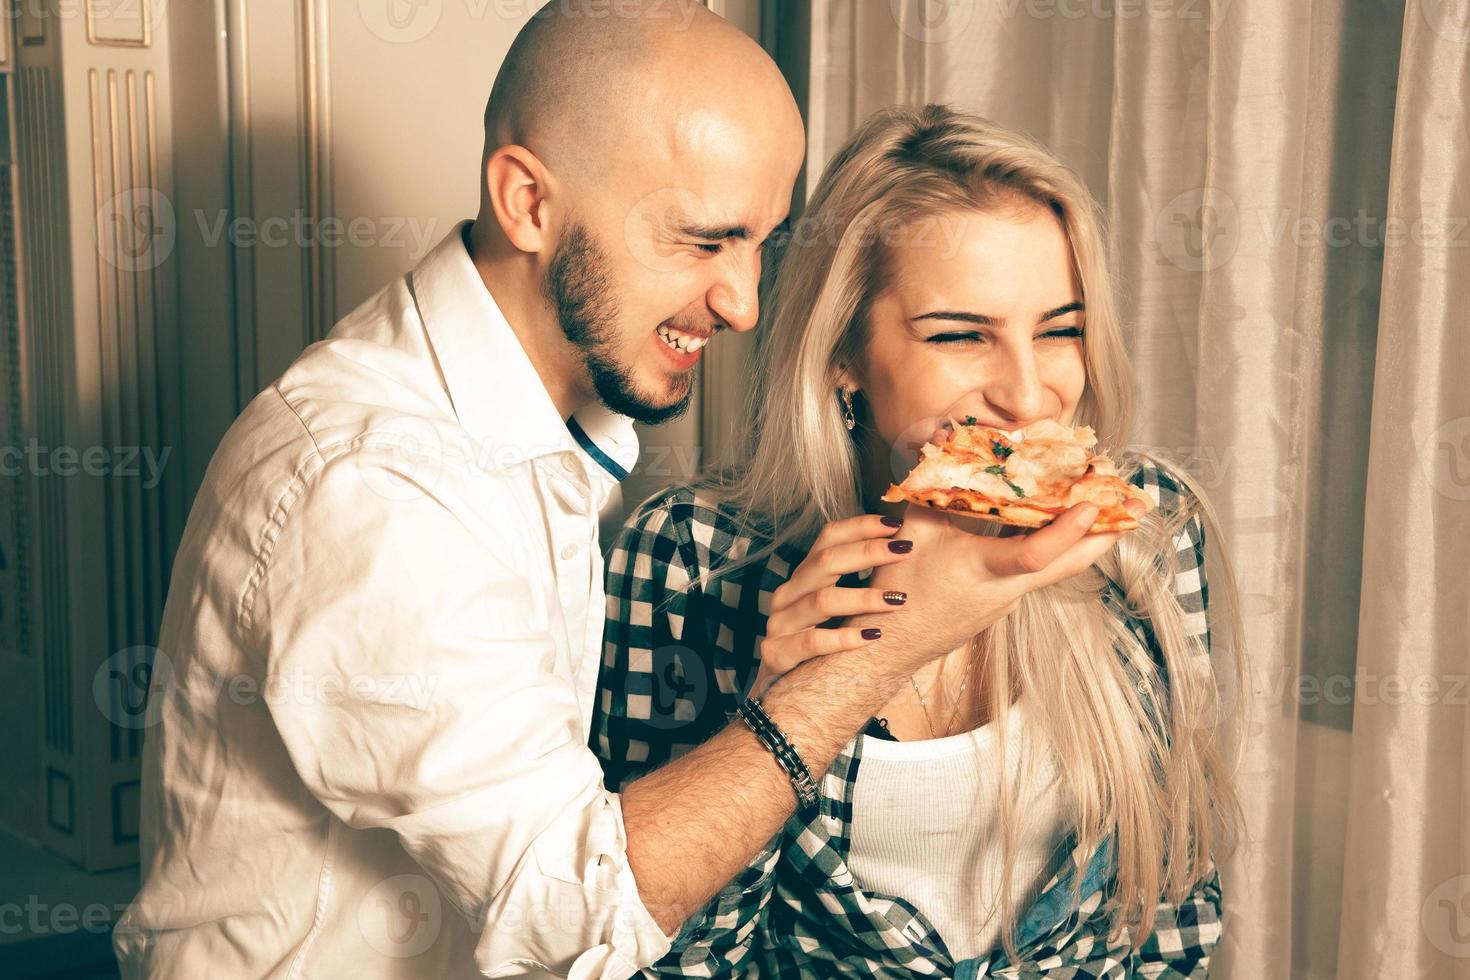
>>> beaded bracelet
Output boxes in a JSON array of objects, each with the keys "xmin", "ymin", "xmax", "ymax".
[{"xmin": 737, "ymin": 696, "xmax": 821, "ymax": 814}]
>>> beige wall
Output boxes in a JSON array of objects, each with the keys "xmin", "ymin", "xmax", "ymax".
[{"xmin": 1, "ymin": 0, "xmax": 776, "ymax": 869}]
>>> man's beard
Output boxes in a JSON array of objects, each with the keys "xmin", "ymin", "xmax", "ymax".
[{"xmin": 543, "ymin": 223, "xmax": 694, "ymax": 426}]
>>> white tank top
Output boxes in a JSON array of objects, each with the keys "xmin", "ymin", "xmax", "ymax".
[{"xmin": 848, "ymin": 698, "xmax": 1073, "ymax": 961}]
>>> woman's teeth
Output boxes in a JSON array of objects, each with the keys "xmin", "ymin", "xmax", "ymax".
[{"xmin": 656, "ymin": 325, "xmax": 707, "ymax": 354}]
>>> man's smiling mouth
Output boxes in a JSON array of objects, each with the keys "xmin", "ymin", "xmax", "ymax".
[{"xmin": 655, "ymin": 324, "xmax": 711, "ymax": 353}]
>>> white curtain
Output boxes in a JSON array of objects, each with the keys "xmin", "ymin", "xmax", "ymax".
[{"xmin": 803, "ymin": 1, "xmax": 1470, "ymax": 977}]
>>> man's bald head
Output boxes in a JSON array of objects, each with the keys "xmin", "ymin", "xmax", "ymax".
[
  {"xmin": 469, "ymin": 0, "xmax": 804, "ymax": 426},
  {"xmin": 481, "ymin": 0, "xmax": 800, "ymax": 191}
]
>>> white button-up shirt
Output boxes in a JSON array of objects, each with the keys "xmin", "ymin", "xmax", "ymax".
[{"xmin": 114, "ymin": 222, "xmax": 674, "ymax": 979}]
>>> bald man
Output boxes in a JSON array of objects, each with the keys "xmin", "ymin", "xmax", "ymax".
[{"xmin": 111, "ymin": 4, "xmax": 938, "ymax": 978}]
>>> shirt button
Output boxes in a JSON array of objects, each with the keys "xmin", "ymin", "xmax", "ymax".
[{"xmin": 560, "ymin": 543, "xmax": 579, "ymax": 561}]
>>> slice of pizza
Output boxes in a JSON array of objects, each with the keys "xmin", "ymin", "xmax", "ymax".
[{"xmin": 881, "ymin": 417, "xmax": 1153, "ymax": 532}]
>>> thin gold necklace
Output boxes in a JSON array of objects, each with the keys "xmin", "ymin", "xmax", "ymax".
[{"xmin": 909, "ymin": 653, "xmax": 974, "ymax": 739}]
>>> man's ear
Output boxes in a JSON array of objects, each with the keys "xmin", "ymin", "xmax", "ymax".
[{"xmin": 484, "ymin": 145, "xmax": 554, "ymax": 253}]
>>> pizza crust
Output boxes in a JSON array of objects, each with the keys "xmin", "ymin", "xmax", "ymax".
[
  {"xmin": 882, "ymin": 420, "xmax": 1151, "ymax": 533},
  {"xmin": 881, "ymin": 483, "xmax": 1142, "ymax": 532}
]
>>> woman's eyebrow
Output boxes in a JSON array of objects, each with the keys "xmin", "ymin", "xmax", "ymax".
[{"xmin": 912, "ymin": 301, "xmax": 1085, "ymax": 326}]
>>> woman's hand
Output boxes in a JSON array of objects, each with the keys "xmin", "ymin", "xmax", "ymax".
[
  {"xmin": 749, "ymin": 514, "xmax": 914, "ymax": 697},
  {"xmin": 856, "ymin": 497, "xmax": 1148, "ymax": 679}
]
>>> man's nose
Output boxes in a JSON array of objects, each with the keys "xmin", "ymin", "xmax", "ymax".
[{"xmin": 707, "ymin": 249, "xmax": 761, "ymax": 333}]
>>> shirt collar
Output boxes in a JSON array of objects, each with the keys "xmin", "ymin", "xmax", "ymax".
[{"xmin": 410, "ymin": 221, "xmax": 639, "ymax": 482}]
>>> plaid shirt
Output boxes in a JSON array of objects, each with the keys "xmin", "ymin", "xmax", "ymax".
[{"xmin": 593, "ymin": 459, "xmax": 1223, "ymax": 978}]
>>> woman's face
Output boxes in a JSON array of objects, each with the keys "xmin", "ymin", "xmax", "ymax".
[{"xmin": 848, "ymin": 203, "xmax": 1088, "ymax": 484}]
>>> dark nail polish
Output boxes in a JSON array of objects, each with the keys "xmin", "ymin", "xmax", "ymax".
[
  {"xmin": 883, "ymin": 591, "xmax": 907, "ymax": 605},
  {"xmin": 861, "ymin": 627, "xmax": 882, "ymax": 640},
  {"xmin": 888, "ymin": 539, "xmax": 913, "ymax": 554},
  {"xmin": 880, "ymin": 516, "xmax": 904, "ymax": 528}
]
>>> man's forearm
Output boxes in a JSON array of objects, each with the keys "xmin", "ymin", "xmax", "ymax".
[{"xmin": 619, "ymin": 642, "xmax": 909, "ymax": 935}]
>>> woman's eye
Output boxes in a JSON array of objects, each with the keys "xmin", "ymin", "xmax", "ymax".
[{"xmin": 927, "ymin": 327, "xmax": 1084, "ymax": 344}]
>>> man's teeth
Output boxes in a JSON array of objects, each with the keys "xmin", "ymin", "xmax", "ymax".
[{"xmin": 655, "ymin": 325, "xmax": 708, "ymax": 353}]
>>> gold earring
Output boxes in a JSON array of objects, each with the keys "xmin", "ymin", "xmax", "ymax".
[{"xmin": 840, "ymin": 387, "xmax": 857, "ymax": 430}]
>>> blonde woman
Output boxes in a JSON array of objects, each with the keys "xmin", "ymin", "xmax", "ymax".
[{"xmin": 593, "ymin": 104, "xmax": 1246, "ymax": 977}]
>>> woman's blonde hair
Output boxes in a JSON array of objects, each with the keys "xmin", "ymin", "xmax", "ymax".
[{"xmin": 692, "ymin": 104, "xmax": 1247, "ymax": 959}]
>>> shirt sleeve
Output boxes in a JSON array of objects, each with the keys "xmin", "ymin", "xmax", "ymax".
[
  {"xmin": 259, "ymin": 448, "xmax": 674, "ymax": 979},
  {"xmin": 592, "ymin": 494, "xmax": 705, "ymax": 794},
  {"xmin": 1170, "ymin": 503, "xmax": 1211, "ymax": 654},
  {"xmin": 1129, "ymin": 865, "xmax": 1225, "ymax": 979},
  {"xmin": 1134, "ymin": 459, "xmax": 1211, "ymax": 653},
  {"xmin": 591, "ymin": 493, "xmax": 782, "ymax": 974}
]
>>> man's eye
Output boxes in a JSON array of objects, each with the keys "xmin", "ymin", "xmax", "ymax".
[{"xmin": 695, "ymin": 242, "xmax": 724, "ymax": 255}]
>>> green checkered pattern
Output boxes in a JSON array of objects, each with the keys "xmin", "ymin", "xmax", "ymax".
[{"xmin": 593, "ymin": 458, "xmax": 1223, "ymax": 978}]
